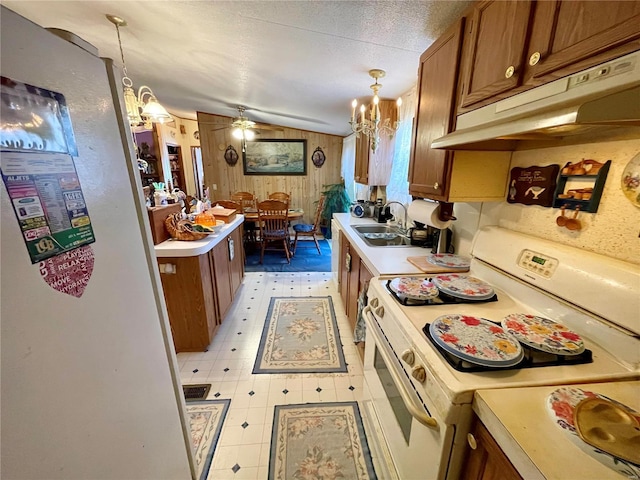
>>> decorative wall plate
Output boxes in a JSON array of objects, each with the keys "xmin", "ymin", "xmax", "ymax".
[
  {"xmin": 224, "ymin": 145, "xmax": 239, "ymax": 166},
  {"xmin": 388, "ymin": 277, "xmax": 438, "ymax": 300},
  {"xmin": 547, "ymin": 387, "xmax": 640, "ymax": 477},
  {"xmin": 430, "ymin": 314, "xmax": 523, "ymax": 367},
  {"xmin": 502, "ymin": 313, "xmax": 584, "ymax": 355},
  {"xmin": 312, "ymin": 146, "xmax": 326, "ymax": 167},
  {"xmin": 193, "ymin": 130, "xmax": 200, "ymax": 140},
  {"xmin": 621, "ymin": 152, "xmax": 640, "ymax": 208},
  {"xmin": 427, "ymin": 254, "xmax": 470, "ymax": 269},
  {"xmin": 431, "ymin": 274, "xmax": 495, "ymax": 300}
]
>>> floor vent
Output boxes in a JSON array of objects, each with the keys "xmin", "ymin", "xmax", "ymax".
[{"xmin": 182, "ymin": 384, "xmax": 211, "ymax": 402}]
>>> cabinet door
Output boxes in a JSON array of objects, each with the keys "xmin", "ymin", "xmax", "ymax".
[
  {"xmin": 459, "ymin": 0, "xmax": 533, "ymax": 109},
  {"xmin": 354, "ymin": 132, "xmax": 370, "ymax": 185},
  {"xmin": 338, "ymin": 232, "xmax": 350, "ymax": 309},
  {"xmin": 347, "ymin": 248, "xmax": 361, "ymax": 330},
  {"xmin": 211, "ymin": 240, "xmax": 233, "ymax": 320},
  {"xmin": 526, "ymin": 0, "xmax": 640, "ymax": 80},
  {"xmin": 229, "ymin": 225, "xmax": 244, "ymax": 296},
  {"xmin": 158, "ymin": 255, "xmax": 217, "ymax": 352},
  {"xmin": 462, "ymin": 418, "xmax": 523, "ymax": 480},
  {"xmin": 408, "ymin": 19, "xmax": 465, "ymax": 200}
]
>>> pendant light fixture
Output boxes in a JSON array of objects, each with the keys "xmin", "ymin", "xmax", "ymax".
[
  {"xmin": 349, "ymin": 69, "xmax": 402, "ymax": 152},
  {"xmin": 106, "ymin": 14, "xmax": 171, "ymax": 130}
]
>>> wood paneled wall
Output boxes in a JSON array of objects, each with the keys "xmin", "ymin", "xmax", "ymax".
[{"xmin": 197, "ymin": 112, "xmax": 344, "ymax": 223}]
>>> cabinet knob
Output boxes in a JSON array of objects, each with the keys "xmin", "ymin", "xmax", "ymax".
[
  {"xmin": 369, "ymin": 297, "xmax": 379, "ymax": 308},
  {"xmin": 429, "ymin": 182, "xmax": 440, "ymax": 190},
  {"xmin": 411, "ymin": 365, "xmax": 426, "ymax": 383},
  {"xmin": 505, "ymin": 65, "xmax": 515, "ymax": 79},
  {"xmin": 401, "ymin": 349, "xmax": 415, "ymax": 366},
  {"xmin": 467, "ymin": 433, "xmax": 477, "ymax": 450},
  {"xmin": 529, "ymin": 51, "xmax": 541, "ymax": 66}
]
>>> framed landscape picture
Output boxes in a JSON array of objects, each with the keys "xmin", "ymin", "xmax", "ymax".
[{"xmin": 243, "ymin": 139, "xmax": 307, "ymax": 175}]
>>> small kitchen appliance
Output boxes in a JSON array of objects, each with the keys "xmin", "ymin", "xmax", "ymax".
[
  {"xmin": 373, "ymin": 199, "xmax": 392, "ymax": 223},
  {"xmin": 350, "ymin": 200, "xmax": 374, "ymax": 218}
]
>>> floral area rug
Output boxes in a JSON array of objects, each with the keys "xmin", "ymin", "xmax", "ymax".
[
  {"xmin": 253, "ymin": 297, "xmax": 347, "ymax": 374},
  {"xmin": 186, "ymin": 399, "xmax": 230, "ymax": 480},
  {"xmin": 269, "ymin": 402, "xmax": 377, "ymax": 480}
]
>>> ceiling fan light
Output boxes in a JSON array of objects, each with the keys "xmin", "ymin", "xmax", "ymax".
[
  {"xmin": 244, "ymin": 129, "xmax": 255, "ymax": 140},
  {"xmin": 232, "ymin": 128, "xmax": 244, "ymax": 140}
]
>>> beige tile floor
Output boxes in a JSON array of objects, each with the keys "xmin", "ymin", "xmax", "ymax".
[{"xmin": 177, "ymin": 272, "xmax": 367, "ymax": 480}]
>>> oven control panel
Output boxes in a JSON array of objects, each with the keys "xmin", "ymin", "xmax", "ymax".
[{"xmin": 518, "ymin": 249, "xmax": 558, "ymax": 278}]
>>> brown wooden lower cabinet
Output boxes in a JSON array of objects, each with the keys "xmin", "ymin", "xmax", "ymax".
[
  {"xmin": 158, "ymin": 223, "xmax": 245, "ymax": 352},
  {"xmin": 461, "ymin": 416, "xmax": 523, "ymax": 480},
  {"xmin": 338, "ymin": 229, "xmax": 374, "ymax": 361}
]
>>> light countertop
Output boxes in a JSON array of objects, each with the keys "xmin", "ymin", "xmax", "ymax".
[
  {"xmin": 332, "ymin": 213, "xmax": 430, "ymax": 276},
  {"xmin": 154, "ymin": 214, "xmax": 244, "ymax": 258},
  {"xmin": 473, "ymin": 380, "xmax": 640, "ymax": 480}
]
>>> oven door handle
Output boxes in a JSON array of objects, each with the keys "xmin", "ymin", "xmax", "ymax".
[{"xmin": 364, "ymin": 306, "xmax": 438, "ymax": 430}]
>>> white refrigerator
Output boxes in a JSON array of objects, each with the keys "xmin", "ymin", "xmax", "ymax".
[{"xmin": 1, "ymin": 7, "xmax": 194, "ymax": 479}]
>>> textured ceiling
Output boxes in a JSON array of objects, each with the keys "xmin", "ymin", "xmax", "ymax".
[{"xmin": 3, "ymin": 1, "xmax": 471, "ymax": 136}]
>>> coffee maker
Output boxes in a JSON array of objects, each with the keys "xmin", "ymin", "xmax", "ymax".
[{"xmin": 408, "ymin": 222, "xmax": 453, "ymax": 253}]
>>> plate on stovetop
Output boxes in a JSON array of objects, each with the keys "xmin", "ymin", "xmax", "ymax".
[
  {"xmin": 502, "ymin": 313, "xmax": 585, "ymax": 355},
  {"xmin": 430, "ymin": 314, "xmax": 523, "ymax": 367},
  {"xmin": 547, "ymin": 387, "xmax": 640, "ymax": 476},
  {"xmin": 427, "ymin": 254, "xmax": 471, "ymax": 269},
  {"xmin": 388, "ymin": 277, "xmax": 439, "ymax": 301},
  {"xmin": 431, "ymin": 274, "xmax": 495, "ymax": 301}
]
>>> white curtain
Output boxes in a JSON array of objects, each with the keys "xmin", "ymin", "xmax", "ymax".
[
  {"xmin": 341, "ymin": 133, "xmax": 356, "ymax": 202},
  {"xmin": 385, "ymin": 84, "xmax": 417, "ymax": 218}
]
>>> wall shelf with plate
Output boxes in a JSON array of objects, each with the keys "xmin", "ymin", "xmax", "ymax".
[
  {"xmin": 167, "ymin": 144, "xmax": 185, "ymax": 191},
  {"xmin": 552, "ymin": 160, "xmax": 611, "ymax": 213}
]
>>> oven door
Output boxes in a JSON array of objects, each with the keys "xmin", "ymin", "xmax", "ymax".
[{"xmin": 362, "ymin": 305, "xmax": 453, "ymax": 480}]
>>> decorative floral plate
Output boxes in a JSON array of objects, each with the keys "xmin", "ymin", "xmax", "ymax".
[
  {"xmin": 389, "ymin": 277, "xmax": 439, "ymax": 300},
  {"xmin": 547, "ymin": 387, "xmax": 640, "ymax": 477},
  {"xmin": 501, "ymin": 314, "xmax": 585, "ymax": 355},
  {"xmin": 431, "ymin": 274, "xmax": 495, "ymax": 300},
  {"xmin": 427, "ymin": 254, "xmax": 471, "ymax": 269},
  {"xmin": 430, "ymin": 314, "xmax": 523, "ymax": 367},
  {"xmin": 621, "ymin": 152, "xmax": 640, "ymax": 208}
]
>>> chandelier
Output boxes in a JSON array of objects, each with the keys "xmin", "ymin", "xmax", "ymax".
[
  {"xmin": 231, "ymin": 106, "xmax": 256, "ymax": 141},
  {"xmin": 349, "ymin": 69, "xmax": 402, "ymax": 152},
  {"xmin": 106, "ymin": 14, "xmax": 171, "ymax": 130}
]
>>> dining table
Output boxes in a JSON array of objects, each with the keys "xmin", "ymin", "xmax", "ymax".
[{"xmin": 242, "ymin": 208, "xmax": 304, "ymax": 221}]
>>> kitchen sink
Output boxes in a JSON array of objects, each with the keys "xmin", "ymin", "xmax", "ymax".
[{"xmin": 351, "ymin": 225, "xmax": 412, "ymax": 247}]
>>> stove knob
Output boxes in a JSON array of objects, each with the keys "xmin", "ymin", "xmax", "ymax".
[
  {"xmin": 369, "ymin": 297, "xmax": 379, "ymax": 308},
  {"xmin": 411, "ymin": 365, "xmax": 426, "ymax": 384},
  {"xmin": 401, "ymin": 349, "xmax": 415, "ymax": 366},
  {"xmin": 374, "ymin": 306, "xmax": 384, "ymax": 317}
]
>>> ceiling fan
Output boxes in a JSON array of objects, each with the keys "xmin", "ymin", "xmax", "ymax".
[{"xmin": 199, "ymin": 105, "xmax": 284, "ymax": 134}]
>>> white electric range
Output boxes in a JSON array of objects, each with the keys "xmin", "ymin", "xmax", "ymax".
[{"xmin": 360, "ymin": 226, "xmax": 639, "ymax": 480}]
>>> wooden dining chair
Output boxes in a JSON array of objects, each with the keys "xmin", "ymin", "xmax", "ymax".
[
  {"xmin": 231, "ymin": 192, "xmax": 258, "ymax": 249},
  {"xmin": 267, "ymin": 191, "xmax": 291, "ymax": 205},
  {"xmin": 257, "ymin": 199, "xmax": 291, "ymax": 264},
  {"xmin": 292, "ymin": 195, "xmax": 325, "ymax": 255},
  {"xmin": 231, "ymin": 191, "xmax": 256, "ymax": 211}
]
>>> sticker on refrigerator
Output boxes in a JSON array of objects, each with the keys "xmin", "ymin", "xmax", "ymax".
[
  {"xmin": 39, "ymin": 244, "xmax": 95, "ymax": 298},
  {"xmin": 1, "ymin": 151, "xmax": 95, "ymax": 263},
  {"xmin": 0, "ymin": 76, "xmax": 77, "ymax": 155}
]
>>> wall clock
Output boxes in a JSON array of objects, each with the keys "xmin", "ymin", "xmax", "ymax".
[
  {"xmin": 224, "ymin": 145, "xmax": 239, "ymax": 166},
  {"xmin": 312, "ymin": 146, "xmax": 326, "ymax": 167},
  {"xmin": 193, "ymin": 130, "xmax": 200, "ymax": 140}
]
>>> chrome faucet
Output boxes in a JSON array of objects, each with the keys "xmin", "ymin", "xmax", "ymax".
[{"xmin": 383, "ymin": 201, "xmax": 408, "ymax": 234}]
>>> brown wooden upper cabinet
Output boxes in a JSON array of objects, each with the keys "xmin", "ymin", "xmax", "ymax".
[
  {"xmin": 354, "ymin": 99, "xmax": 398, "ymax": 185},
  {"xmin": 459, "ymin": 0, "xmax": 640, "ymax": 112},
  {"xmin": 525, "ymin": 0, "xmax": 640, "ymax": 80},
  {"xmin": 408, "ymin": 19, "xmax": 465, "ymax": 200},
  {"xmin": 459, "ymin": 0, "xmax": 534, "ymax": 109}
]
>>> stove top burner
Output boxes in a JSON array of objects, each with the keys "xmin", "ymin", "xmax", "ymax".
[
  {"xmin": 386, "ymin": 280, "xmax": 498, "ymax": 306},
  {"xmin": 421, "ymin": 323, "xmax": 593, "ymax": 372}
]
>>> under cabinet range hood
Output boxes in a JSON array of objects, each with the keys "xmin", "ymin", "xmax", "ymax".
[{"xmin": 432, "ymin": 51, "xmax": 640, "ymax": 151}]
